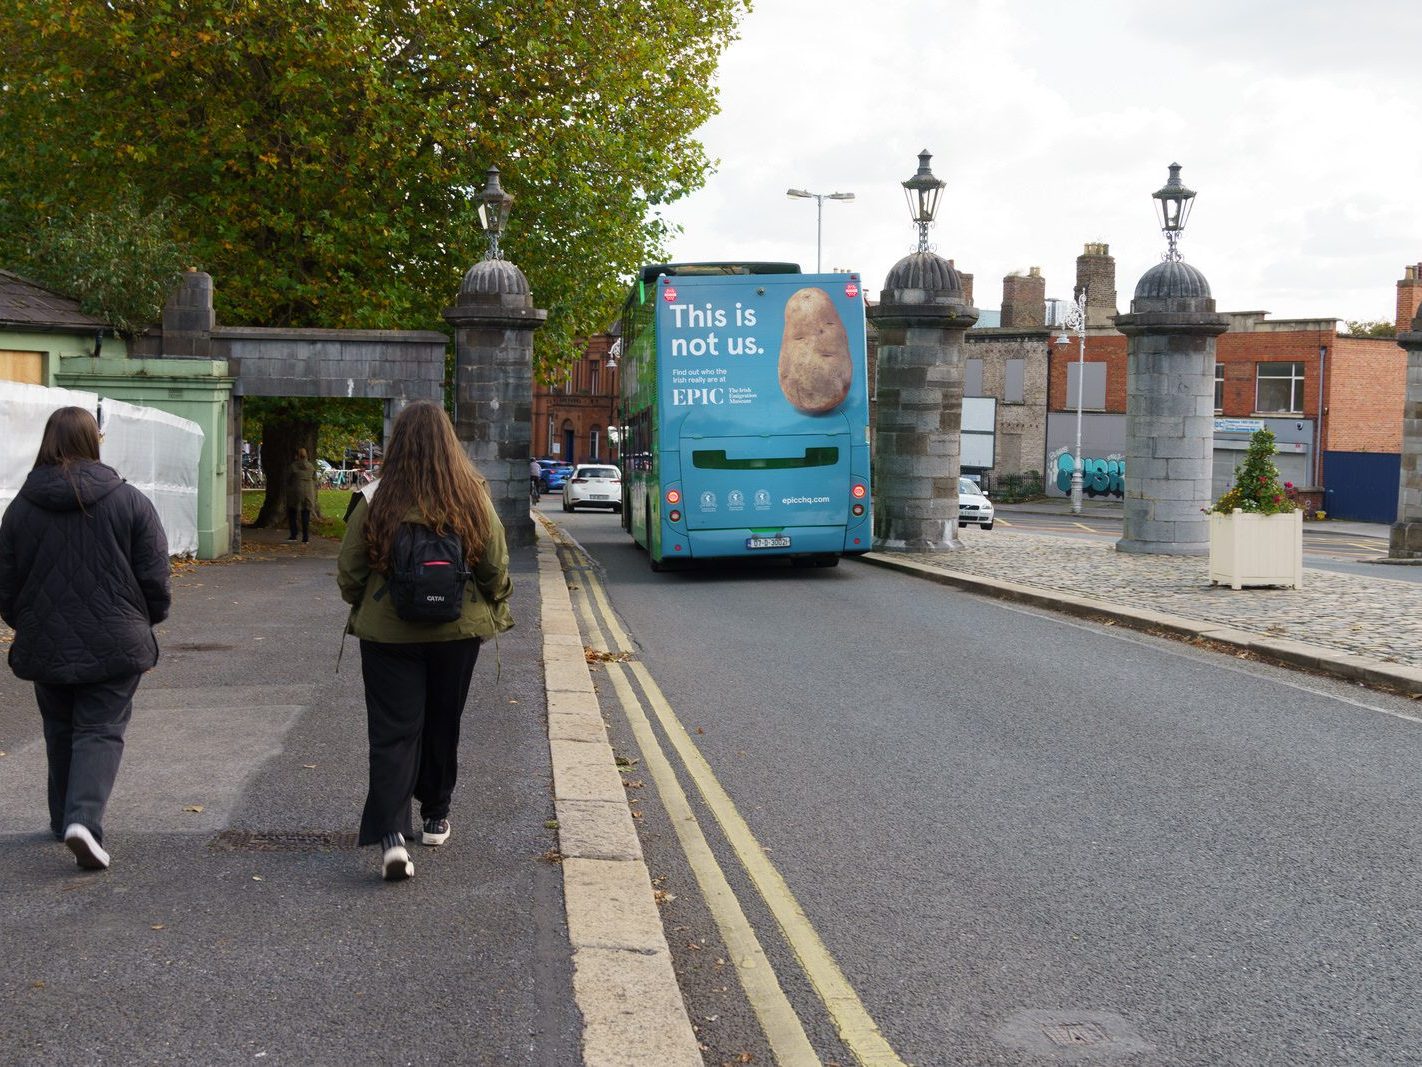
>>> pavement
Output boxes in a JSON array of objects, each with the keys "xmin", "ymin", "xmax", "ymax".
[{"xmin": 2, "ymin": 502, "xmax": 1418, "ymax": 1066}]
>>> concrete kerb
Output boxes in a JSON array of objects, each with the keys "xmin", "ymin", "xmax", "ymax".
[
  {"xmin": 859, "ymin": 552, "xmax": 1422, "ymax": 699},
  {"xmin": 535, "ymin": 523, "xmax": 701, "ymax": 1066}
]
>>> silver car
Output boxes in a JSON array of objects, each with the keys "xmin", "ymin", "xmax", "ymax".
[
  {"xmin": 562, "ymin": 464, "xmax": 622, "ymax": 512},
  {"xmin": 957, "ymin": 476, "xmax": 994, "ymax": 530}
]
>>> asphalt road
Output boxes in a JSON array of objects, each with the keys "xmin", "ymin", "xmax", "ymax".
[
  {"xmin": 550, "ymin": 506, "xmax": 1422, "ymax": 1066},
  {"xmin": 994, "ymin": 510, "xmax": 1416, "ymax": 582}
]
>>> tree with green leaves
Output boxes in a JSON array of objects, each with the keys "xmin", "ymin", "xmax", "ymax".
[
  {"xmin": 1, "ymin": 0, "xmax": 747, "ymax": 524},
  {"xmin": 1345, "ymin": 320, "xmax": 1397, "ymax": 338},
  {"xmin": 18, "ymin": 192, "xmax": 189, "ymax": 340}
]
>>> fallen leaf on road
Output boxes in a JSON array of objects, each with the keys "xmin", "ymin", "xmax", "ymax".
[
  {"xmin": 301, "ymin": 764, "xmax": 317, "ymax": 770},
  {"xmin": 252, "ymin": 875, "xmax": 264, "ymax": 881},
  {"xmin": 150, "ymin": 924, "xmax": 165, "ymax": 930},
  {"xmin": 695, "ymin": 726, "xmax": 705, "ymax": 734},
  {"xmin": 183, "ymin": 804, "xmax": 204, "ymax": 813},
  {"xmin": 31, "ymin": 980, "xmax": 45, "ymax": 989}
]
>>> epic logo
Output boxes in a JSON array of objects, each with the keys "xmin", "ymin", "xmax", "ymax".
[{"xmin": 671, "ymin": 388, "xmax": 724, "ymax": 406}]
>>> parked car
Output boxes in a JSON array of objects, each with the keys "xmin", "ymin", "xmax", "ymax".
[
  {"xmin": 562, "ymin": 464, "xmax": 622, "ymax": 512},
  {"xmin": 958, "ymin": 477, "xmax": 994, "ymax": 530}
]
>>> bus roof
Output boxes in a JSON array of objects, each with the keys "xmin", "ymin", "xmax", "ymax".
[{"xmin": 636, "ymin": 262, "xmax": 802, "ymax": 284}]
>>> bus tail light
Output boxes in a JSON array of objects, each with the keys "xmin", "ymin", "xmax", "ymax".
[
  {"xmin": 851, "ymin": 483, "xmax": 867, "ymax": 499},
  {"xmin": 852, "ymin": 503, "xmax": 865, "ymax": 516},
  {"xmin": 666, "ymin": 488, "xmax": 681, "ymax": 505},
  {"xmin": 668, "ymin": 509, "xmax": 682, "ymax": 523}
]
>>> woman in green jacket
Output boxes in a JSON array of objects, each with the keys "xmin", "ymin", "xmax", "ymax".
[
  {"xmin": 336, "ymin": 401, "xmax": 513, "ymax": 881},
  {"xmin": 284, "ymin": 448, "xmax": 318, "ymax": 543}
]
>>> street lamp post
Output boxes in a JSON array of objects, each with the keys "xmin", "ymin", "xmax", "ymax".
[
  {"xmin": 1056, "ymin": 285, "xmax": 1089, "ymax": 514},
  {"xmin": 786, "ymin": 188, "xmax": 854, "ymax": 271}
]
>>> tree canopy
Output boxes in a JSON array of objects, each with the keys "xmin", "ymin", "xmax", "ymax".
[
  {"xmin": 1345, "ymin": 320, "xmax": 1398, "ymax": 338},
  {"xmin": 0, "ymin": 0, "xmax": 749, "ymax": 373}
]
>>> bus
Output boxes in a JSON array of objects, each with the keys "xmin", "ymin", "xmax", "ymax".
[{"xmin": 617, "ymin": 262, "xmax": 873, "ymax": 570}]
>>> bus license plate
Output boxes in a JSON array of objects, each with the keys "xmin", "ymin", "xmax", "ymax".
[{"xmin": 746, "ymin": 535, "xmax": 791, "ymax": 550}]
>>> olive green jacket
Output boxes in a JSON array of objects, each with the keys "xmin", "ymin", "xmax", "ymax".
[
  {"xmin": 336, "ymin": 496, "xmax": 514, "ymax": 642},
  {"xmin": 285, "ymin": 460, "xmax": 318, "ymax": 510}
]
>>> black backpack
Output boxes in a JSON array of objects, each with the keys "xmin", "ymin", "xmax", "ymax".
[{"xmin": 382, "ymin": 522, "xmax": 470, "ymax": 623}]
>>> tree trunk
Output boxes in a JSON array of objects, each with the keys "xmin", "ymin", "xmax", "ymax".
[{"xmin": 254, "ymin": 417, "xmax": 320, "ymax": 527}]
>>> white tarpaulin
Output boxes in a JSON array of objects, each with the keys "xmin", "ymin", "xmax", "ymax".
[{"xmin": 0, "ymin": 380, "xmax": 203, "ymax": 556}]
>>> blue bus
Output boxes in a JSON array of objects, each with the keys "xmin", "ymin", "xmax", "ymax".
[{"xmin": 617, "ymin": 262, "xmax": 872, "ymax": 570}]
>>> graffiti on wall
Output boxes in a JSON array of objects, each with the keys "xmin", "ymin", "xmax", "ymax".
[{"xmin": 1050, "ymin": 447, "xmax": 1125, "ymax": 497}]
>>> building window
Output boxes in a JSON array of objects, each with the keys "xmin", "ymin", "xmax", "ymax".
[
  {"xmin": 1214, "ymin": 362, "xmax": 1224, "ymax": 412},
  {"xmin": 964, "ymin": 358, "xmax": 984, "ymax": 397},
  {"xmin": 590, "ymin": 427, "xmax": 601, "ymax": 460},
  {"xmin": 1004, "ymin": 359, "xmax": 1025, "ymax": 404},
  {"xmin": 1255, "ymin": 362, "xmax": 1304, "ymax": 413},
  {"xmin": 590, "ymin": 366, "xmax": 600, "ymax": 396},
  {"xmin": 1066, "ymin": 363, "xmax": 1106, "ymax": 410}
]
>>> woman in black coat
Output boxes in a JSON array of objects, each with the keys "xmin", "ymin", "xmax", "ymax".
[{"xmin": 0, "ymin": 407, "xmax": 171, "ymax": 871}]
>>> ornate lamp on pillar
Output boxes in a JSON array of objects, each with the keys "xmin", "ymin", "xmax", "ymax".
[
  {"xmin": 444, "ymin": 165, "xmax": 547, "ymax": 548},
  {"xmin": 867, "ymin": 150, "xmax": 978, "ymax": 552}
]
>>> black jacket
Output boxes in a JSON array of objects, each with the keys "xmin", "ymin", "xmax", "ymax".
[{"xmin": 0, "ymin": 461, "xmax": 171, "ymax": 683}]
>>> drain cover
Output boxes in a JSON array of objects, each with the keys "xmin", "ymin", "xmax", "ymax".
[
  {"xmin": 994, "ymin": 1009, "xmax": 1153, "ymax": 1060},
  {"xmin": 210, "ymin": 830, "xmax": 358, "ymax": 852}
]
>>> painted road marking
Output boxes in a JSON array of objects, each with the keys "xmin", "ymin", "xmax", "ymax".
[
  {"xmin": 560, "ymin": 558, "xmax": 818, "ymax": 1065},
  {"xmin": 566, "ymin": 549, "xmax": 905, "ymax": 1067}
]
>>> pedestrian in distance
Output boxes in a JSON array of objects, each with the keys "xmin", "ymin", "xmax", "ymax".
[
  {"xmin": 0, "ymin": 406, "xmax": 171, "ymax": 871},
  {"xmin": 285, "ymin": 447, "xmax": 318, "ymax": 543},
  {"xmin": 336, "ymin": 400, "xmax": 513, "ymax": 881}
]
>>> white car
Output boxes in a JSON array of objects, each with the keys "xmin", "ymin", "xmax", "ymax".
[
  {"xmin": 957, "ymin": 477, "xmax": 994, "ymax": 530},
  {"xmin": 562, "ymin": 464, "xmax": 622, "ymax": 512}
]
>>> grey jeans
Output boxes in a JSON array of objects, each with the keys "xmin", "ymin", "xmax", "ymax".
[{"xmin": 36, "ymin": 674, "xmax": 142, "ymax": 844}]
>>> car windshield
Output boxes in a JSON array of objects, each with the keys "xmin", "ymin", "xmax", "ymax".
[
  {"xmin": 959, "ymin": 479, "xmax": 982, "ymax": 496},
  {"xmin": 580, "ymin": 467, "xmax": 619, "ymax": 480}
]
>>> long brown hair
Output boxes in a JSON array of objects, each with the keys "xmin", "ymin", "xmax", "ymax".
[
  {"xmin": 364, "ymin": 400, "xmax": 493, "ymax": 574},
  {"xmin": 34, "ymin": 406, "xmax": 101, "ymax": 468}
]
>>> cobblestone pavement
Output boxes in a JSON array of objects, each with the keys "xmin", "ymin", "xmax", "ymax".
[{"xmin": 894, "ymin": 530, "xmax": 1422, "ymax": 671}]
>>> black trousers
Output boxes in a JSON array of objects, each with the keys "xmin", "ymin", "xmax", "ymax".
[
  {"xmin": 357, "ymin": 637, "xmax": 482, "ymax": 846},
  {"xmin": 287, "ymin": 505, "xmax": 310, "ymax": 541},
  {"xmin": 35, "ymin": 674, "xmax": 142, "ymax": 844}
]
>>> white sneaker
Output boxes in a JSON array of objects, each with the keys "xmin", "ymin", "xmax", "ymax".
[
  {"xmin": 382, "ymin": 843, "xmax": 414, "ymax": 881},
  {"xmin": 64, "ymin": 824, "xmax": 110, "ymax": 870},
  {"xmin": 421, "ymin": 818, "xmax": 450, "ymax": 846}
]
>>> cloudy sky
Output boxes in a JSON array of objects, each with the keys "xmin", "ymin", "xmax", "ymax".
[{"xmin": 661, "ymin": 0, "xmax": 1420, "ymax": 327}]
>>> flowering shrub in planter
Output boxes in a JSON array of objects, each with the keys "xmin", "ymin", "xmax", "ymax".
[{"xmin": 1208, "ymin": 429, "xmax": 1303, "ymax": 589}]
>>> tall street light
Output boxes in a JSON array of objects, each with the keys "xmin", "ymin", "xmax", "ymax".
[
  {"xmin": 1056, "ymin": 285, "xmax": 1089, "ymax": 514},
  {"xmin": 786, "ymin": 188, "xmax": 854, "ymax": 272}
]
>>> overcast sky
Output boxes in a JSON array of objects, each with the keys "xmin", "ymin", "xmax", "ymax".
[{"xmin": 661, "ymin": 0, "xmax": 1421, "ymax": 328}]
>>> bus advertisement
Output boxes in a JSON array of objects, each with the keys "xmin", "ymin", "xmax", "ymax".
[{"xmin": 618, "ymin": 262, "xmax": 872, "ymax": 570}]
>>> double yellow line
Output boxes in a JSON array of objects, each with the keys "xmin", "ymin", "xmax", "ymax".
[{"xmin": 556, "ymin": 538, "xmax": 905, "ymax": 1067}]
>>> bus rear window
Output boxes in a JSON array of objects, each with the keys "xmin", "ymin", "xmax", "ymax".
[{"xmin": 690, "ymin": 447, "xmax": 839, "ymax": 470}]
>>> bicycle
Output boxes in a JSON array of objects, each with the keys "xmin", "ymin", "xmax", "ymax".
[{"xmin": 530, "ymin": 477, "xmax": 541, "ymax": 506}]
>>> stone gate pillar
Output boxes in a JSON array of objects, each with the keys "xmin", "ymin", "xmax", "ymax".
[
  {"xmin": 1114, "ymin": 260, "xmax": 1227, "ymax": 555},
  {"xmin": 1391, "ymin": 307, "xmax": 1422, "ymax": 559},
  {"xmin": 867, "ymin": 253, "xmax": 978, "ymax": 551},
  {"xmin": 443, "ymin": 259, "xmax": 546, "ymax": 549}
]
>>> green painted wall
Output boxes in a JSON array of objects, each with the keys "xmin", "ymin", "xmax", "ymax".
[
  {"xmin": 55, "ymin": 356, "xmax": 234, "ymax": 559},
  {"xmin": 1, "ymin": 331, "xmax": 130, "ymax": 385}
]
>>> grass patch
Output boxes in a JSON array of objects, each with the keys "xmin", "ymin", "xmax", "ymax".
[{"xmin": 242, "ymin": 489, "xmax": 355, "ymax": 541}]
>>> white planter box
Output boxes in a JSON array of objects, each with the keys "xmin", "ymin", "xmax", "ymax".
[{"xmin": 1209, "ymin": 509, "xmax": 1303, "ymax": 589}]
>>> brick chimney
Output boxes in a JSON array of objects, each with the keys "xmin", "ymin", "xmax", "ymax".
[
  {"xmin": 1075, "ymin": 242, "xmax": 1118, "ymax": 328},
  {"xmin": 948, "ymin": 260, "xmax": 974, "ymax": 306},
  {"xmin": 1001, "ymin": 266, "xmax": 1046, "ymax": 328},
  {"xmin": 1398, "ymin": 263, "xmax": 1422, "ymax": 333}
]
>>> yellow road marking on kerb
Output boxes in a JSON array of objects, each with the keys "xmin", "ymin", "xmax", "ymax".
[
  {"xmin": 578, "ymin": 562, "xmax": 906, "ymax": 1067},
  {"xmin": 562, "ymin": 564, "xmax": 817, "ymax": 1064},
  {"xmin": 1071, "ymin": 521, "xmax": 1095, "ymax": 532}
]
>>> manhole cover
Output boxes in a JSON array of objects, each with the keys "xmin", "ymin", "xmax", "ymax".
[
  {"xmin": 210, "ymin": 830, "xmax": 358, "ymax": 852},
  {"xmin": 172, "ymin": 642, "xmax": 235, "ymax": 652},
  {"xmin": 994, "ymin": 1009, "xmax": 1153, "ymax": 1060},
  {"xmin": 1044, "ymin": 1021, "xmax": 1109, "ymax": 1047}
]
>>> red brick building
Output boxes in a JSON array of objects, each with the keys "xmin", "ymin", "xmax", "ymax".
[
  {"xmin": 1044, "ymin": 261, "xmax": 1415, "ymax": 522},
  {"xmin": 530, "ymin": 333, "xmax": 621, "ymax": 466}
]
